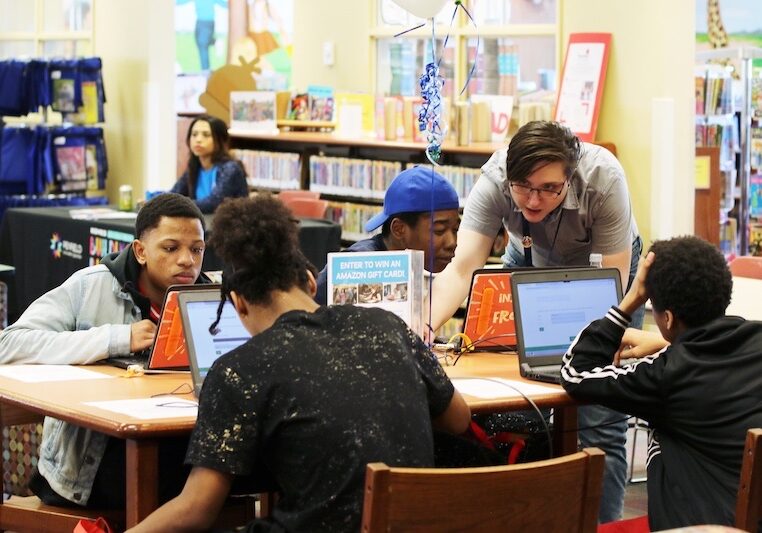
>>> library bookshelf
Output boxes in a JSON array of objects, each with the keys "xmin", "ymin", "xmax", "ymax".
[{"xmin": 229, "ymin": 129, "xmax": 617, "ymax": 245}]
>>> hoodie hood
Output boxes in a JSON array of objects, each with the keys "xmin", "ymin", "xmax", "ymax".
[{"xmin": 678, "ymin": 315, "xmax": 761, "ymax": 361}]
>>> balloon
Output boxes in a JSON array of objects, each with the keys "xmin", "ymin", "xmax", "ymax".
[{"xmin": 391, "ymin": 0, "xmax": 450, "ymax": 19}]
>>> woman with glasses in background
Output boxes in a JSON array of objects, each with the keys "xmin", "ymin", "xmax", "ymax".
[{"xmin": 427, "ymin": 120, "xmax": 642, "ymax": 526}]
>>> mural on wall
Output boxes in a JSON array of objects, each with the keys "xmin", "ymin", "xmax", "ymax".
[
  {"xmin": 175, "ymin": 0, "xmax": 230, "ymax": 73},
  {"xmin": 696, "ymin": 0, "xmax": 762, "ymax": 67},
  {"xmin": 228, "ymin": 0, "xmax": 294, "ymax": 90},
  {"xmin": 174, "ymin": 0, "xmax": 293, "ymax": 114}
]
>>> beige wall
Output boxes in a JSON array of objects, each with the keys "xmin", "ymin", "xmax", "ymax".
[
  {"xmin": 94, "ymin": 0, "xmax": 176, "ymax": 203},
  {"xmin": 292, "ymin": 0, "xmax": 372, "ymax": 92},
  {"xmin": 562, "ymin": 0, "xmax": 696, "ymax": 248}
]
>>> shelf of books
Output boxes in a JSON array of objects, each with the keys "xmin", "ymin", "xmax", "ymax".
[
  {"xmin": 750, "ymin": 66, "xmax": 762, "ymax": 257},
  {"xmin": 695, "ymin": 46, "xmax": 762, "ymax": 257},
  {"xmin": 228, "ymin": 130, "xmax": 499, "ymax": 243},
  {"xmin": 695, "ymin": 64, "xmax": 738, "ymax": 255},
  {"xmin": 231, "ymin": 148, "xmax": 301, "ymax": 191}
]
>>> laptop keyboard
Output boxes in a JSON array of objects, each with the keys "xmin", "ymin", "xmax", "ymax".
[
  {"xmin": 106, "ymin": 350, "xmax": 149, "ymax": 369},
  {"xmin": 523, "ymin": 364, "xmax": 562, "ymax": 384}
]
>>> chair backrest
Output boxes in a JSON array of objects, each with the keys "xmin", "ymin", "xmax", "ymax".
[
  {"xmin": 729, "ymin": 256, "xmax": 762, "ymax": 280},
  {"xmin": 278, "ymin": 190, "xmax": 320, "ymax": 203},
  {"xmin": 736, "ymin": 428, "xmax": 762, "ymax": 532},
  {"xmin": 283, "ymin": 198, "xmax": 328, "ymax": 219},
  {"xmin": 361, "ymin": 448, "xmax": 605, "ymax": 533}
]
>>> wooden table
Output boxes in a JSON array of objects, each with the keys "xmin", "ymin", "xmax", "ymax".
[
  {"xmin": 0, "ymin": 355, "xmax": 577, "ymax": 529},
  {"xmin": 0, "ymin": 366, "xmax": 196, "ymax": 528},
  {"xmin": 441, "ymin": 351, "xmax": 578, "ymax": 457}
]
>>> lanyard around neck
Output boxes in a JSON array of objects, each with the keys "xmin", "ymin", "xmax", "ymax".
[
  {"xmin": 520, "ymin": 209, "xmax": 565, "ymax": 268},
  {"xmin": 521, "ymin": 216, "xmax": 533, "ymax": 267}
]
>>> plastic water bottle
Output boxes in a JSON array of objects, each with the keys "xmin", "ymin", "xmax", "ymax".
[{"xmin": 589, "ymin": 253, "xmax": 603, "ymax": 269}]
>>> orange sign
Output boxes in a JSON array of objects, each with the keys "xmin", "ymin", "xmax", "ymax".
[{"xmin": 462, "ymin": 271, "xmax": 517, "ymax": 350}]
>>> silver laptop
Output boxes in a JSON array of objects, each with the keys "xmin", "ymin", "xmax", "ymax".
[
  {"xmin": 177, "ymin": 289, "xmax": 251, "ymax": 396},
  {"xmin": 511, "ymin": 268, "xmax": 622, "ymax": 384}
]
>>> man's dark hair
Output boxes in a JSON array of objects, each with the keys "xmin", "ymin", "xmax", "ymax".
[
  {"xmin": 505, "ymin": 120, "xmax": 581, "ymax": 183},
  {"xmin": 209, "ymin": 196, "xmax": 311, "ymax": 306},
  {"xmin": 135, "ymin": 192, "xmax": 206, "ymax": 238},
  {"xmin": 380, "ymin": 212, "xmax": 425, "ymax": 238},
  {"xmin": 645, "ymin": 236, "xmax": 732, "ymax": 328}
]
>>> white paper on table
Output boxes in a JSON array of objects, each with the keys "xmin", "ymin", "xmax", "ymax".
[
  {"xmin": 0, "ymin": 365, "xmax": 113, "ymax": 383},
  {"xmin": 452, "ymin": 377, "xmax": 560, "ymax": 399},
  {"xmin": 84, "ymin": 398, "xmax": 198, "ymax": 420},
  {"xmin": 69, "ymin": 208, "xmax": 137, "ymax": 220},
  {"xmin": 91, "ymin": 211, "xmax": 138, "ymax": 219}
]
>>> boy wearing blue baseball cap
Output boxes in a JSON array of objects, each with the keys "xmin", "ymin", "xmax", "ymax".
[{"xmin": 315, "ymin": 166, "xmax": 460, "ymax": 305}]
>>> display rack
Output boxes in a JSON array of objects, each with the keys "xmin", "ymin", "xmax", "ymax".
[{"xmin": 696, "ymin": 46, "xmax": 762, "ymax": 256}]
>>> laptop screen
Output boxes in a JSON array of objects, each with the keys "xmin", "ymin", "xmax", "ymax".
[
  {"xmin": 178, "ymin": 290, "xmax": 251, "ymax": 394},
  {"xmin": 148, "ymin": 284, "xmax": 220, "ymax": 370},
  {"xmin": 512, "ymin": 268, "xmax": 622, "ymax": 366}
]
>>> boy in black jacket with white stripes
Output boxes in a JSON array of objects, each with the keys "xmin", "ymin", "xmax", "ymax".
[{"xmin": 561, "ymin": 236, "xmax": 762, "ymax": 531}]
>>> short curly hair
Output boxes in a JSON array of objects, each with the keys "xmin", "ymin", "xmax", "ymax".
[
  {"xmin": 645, "ymin": 236, "xmax": 732, "ymax": 328},
  {"xmin": 505, "ymin": 120, "xmax": 581, "ymax": 184},
  {"xmin": 135, "ymin": 192, "xmax": 205, "ymax": 238},
  {"xmin": 209, "ymin": 196, "xmax": 312, "ymax": 305}
]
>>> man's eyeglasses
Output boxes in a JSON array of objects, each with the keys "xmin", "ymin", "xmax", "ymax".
[{"xmin": 509, "ymin": 181, "xmax": 567, "ymax": 199}]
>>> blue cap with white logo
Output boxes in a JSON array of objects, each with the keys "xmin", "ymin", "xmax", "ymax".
[{"xmin": 364, "ymin": 166, "xmax": 460, "ymax": 232}]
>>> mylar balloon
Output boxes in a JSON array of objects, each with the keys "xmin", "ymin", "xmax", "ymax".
[{"xmin": 390, "ymin": 0, "xmax": 450, "ymax": 19}]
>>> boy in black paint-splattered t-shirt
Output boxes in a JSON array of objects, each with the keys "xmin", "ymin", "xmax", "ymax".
[{"xmin": 129, "ymin": 196, "xmax": 470, "ymax": 533}]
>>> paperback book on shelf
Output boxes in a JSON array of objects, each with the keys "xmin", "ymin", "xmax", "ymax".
[
  {"xmin": 750, "ymin": 173, "xmax": 762, "ymax": 218},
  {"xmin": 289, "ymin": 93, "xmax": 310, "ymax": 120},
  {"xmin": 230, "ymin": 91, "xmax": 278, "ymax": 133},
  {"xmin": 307, "ymin": 85, "xmax": 335, "ymax": 122},
  {"xmin": 470, "ymin": 94, "xmax": 514, "ymax": 143},
  {"xmin": 326, "ymin": 249, "xmax": 423, "ymax": 333}
]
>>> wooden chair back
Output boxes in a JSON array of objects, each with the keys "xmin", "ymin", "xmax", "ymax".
[
  {"xmin": 283, "ymin": 198, "xmax": 328, "ymax": 219},
  {"xmin": 729, "ymin": 256, "xmax": 762, "ymax": 280},
  {"xmin": 361, "ymin": 448, "xmax": 605, "ymax": 533},
  {"xmin": 736, "ymin": 428, "xmax": 762, "ymax": 531}
]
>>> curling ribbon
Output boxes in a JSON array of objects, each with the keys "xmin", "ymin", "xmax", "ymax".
[
  {"xmin": 418, "ymin": 53, "xmax": 445, "ymax": 164},
  {"xmin": 413, "ymin": 1, "xmax": 479, "ymax": 164}
]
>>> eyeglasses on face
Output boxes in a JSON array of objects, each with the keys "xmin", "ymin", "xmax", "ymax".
[{"xmin": 508, "ymin": 181, "xmax": 566, "ymax": 199}]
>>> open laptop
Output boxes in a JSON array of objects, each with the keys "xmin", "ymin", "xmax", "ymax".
[
  {"xmin": 511, "ymin": 268, "xmax": 622, "ymax": 384},
  {"xmin": 177, "ymin": 289, "xmax": 251, "ymax": 397},
  {"xmin": 107, "ymin": 284, "xmax": 220, "ymax": 370},
  {"xmin": 462, "ymin": 266, "xmax": 589, "ymax": 351}
]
